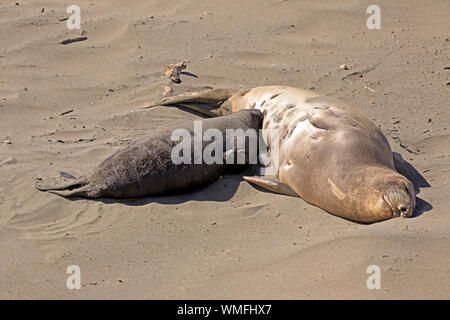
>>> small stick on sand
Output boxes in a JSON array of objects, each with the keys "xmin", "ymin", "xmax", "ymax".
[
  {"xmin": 60, "ymin": 37, "xmax": 88, "ymax": 45},
  {"xmin": 364, "ymin": 86, "xmax": 376, "ymax": 93},
  {"xmin": 60, "ymin": 109, "xmax": 74, "ymax": 116}
]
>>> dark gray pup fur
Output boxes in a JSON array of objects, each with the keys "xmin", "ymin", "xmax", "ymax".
[{"xmin": 35, "ymin": 110, "xmax": 263, "ymax": 199}]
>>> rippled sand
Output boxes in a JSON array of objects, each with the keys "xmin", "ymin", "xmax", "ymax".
[{"xmin": 0, "ymin": 0, "xmax": 449, "ymax": 298}]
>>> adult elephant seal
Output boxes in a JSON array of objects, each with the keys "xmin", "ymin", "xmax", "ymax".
[
  {"xmin": 144, "ymin": 86, "xmax": 416, "ymax": 223},
  {"xmin": 35, "ymin": 109, "xmax": 263, "ymax": 199}
]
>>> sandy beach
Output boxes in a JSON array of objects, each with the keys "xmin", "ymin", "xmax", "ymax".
[{"xmin": 0, "ymin": 0, "xmax": 449, "ymax": 299}]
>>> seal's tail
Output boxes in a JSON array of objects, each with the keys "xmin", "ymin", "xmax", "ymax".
[{"xmin": 141, "ymin": 88, "xmax": 239, "ymax": 117}]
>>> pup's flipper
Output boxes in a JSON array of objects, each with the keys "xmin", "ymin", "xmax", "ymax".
[
  {"xmin": 48, "ymin": 185, "xmax": 100, "ymax": 199},
  {"xmin": 35, "ymin": 177, "xmax": 87, "ymax": 191}
]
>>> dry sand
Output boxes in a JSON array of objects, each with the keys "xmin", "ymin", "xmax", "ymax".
[{"xmin": 0, "ymin": 0, "xmax": 449, "ymax": 299}]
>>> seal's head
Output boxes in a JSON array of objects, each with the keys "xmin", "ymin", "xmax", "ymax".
[
  {"xmin": 359, "ymin": 168, "xmax": 416, "ymax": 222},
  {"xmin": 382, "ymin": 179, "xmax": 415, "ymax": 218}
]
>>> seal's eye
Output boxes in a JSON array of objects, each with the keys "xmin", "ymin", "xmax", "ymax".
[{"xmin": 399, "ymin": 205, "xmax": 407, "ymax": 213}]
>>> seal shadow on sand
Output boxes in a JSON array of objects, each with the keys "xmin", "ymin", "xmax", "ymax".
[
  {"xmin": 392, "ymin": 152, "xmax": 432, "ymax": 218},
  {"xmin": 59, "ymin": 170, "xmax": 247, "ymax": 206},
  {"xmin": 60, "ymin": 152, "xmax": 432, "ymax": 219}
]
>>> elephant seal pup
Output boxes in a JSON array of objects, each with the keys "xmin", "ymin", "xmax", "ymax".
[
  {"xmin": 36, "ymin": 109, "xmax": 263, "ymax": 199},
  {"xmin": 145, "ymin": 86, "xmax": 416, "ymax": 223}
]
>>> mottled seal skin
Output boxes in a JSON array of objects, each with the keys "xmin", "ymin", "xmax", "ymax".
[
  {"xmin": 36, "ymin": 110, "xmax": 263, "ymax": 199},
  {"xmin": 147, "ymin": 86, "xmax": 416, "ymax": 223}
]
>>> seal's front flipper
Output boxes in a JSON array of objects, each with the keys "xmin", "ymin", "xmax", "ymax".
[{"xmin": 243, "ymin": 176, "xmax": 298, "ymax": 197}]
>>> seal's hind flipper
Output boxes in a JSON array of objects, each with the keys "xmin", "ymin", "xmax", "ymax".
[
  {"xmin": 48, "ymin": 185, "xmax": 100, "ymax": 199},
  {"xmin": 175, "ymin": 103, "xmax": 221, "ymax": 118},
  {"xmin": 141, "ymin": 88, "xmax": 238, "ymax": 116},
  {"xmin": 36, "ymin": 176, "xmax": 99, "ymax": 198},
  {"xmin": 59, "ymin": 171, "xmax": 78, "ymax": 180},
  {"xmin": 243, "ymin": 176, "xmax": 298, "ymax": 197},
  {"xmin": 35, "ymin": 177, "xmax": 87, "ymax": 191}
]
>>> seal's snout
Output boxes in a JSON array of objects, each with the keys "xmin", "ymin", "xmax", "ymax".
[
  {"xmin": 383, "ymin": 179, "xmax": 415, "ymax": 218},
  {"xmin": 398, "ymin": 204, "xmax": 410, "ymax": 217}
]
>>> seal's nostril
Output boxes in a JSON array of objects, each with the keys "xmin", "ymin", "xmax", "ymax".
[{"xmin": 399, "ymin": 206, "xmax": 407, "ymax": 212}]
